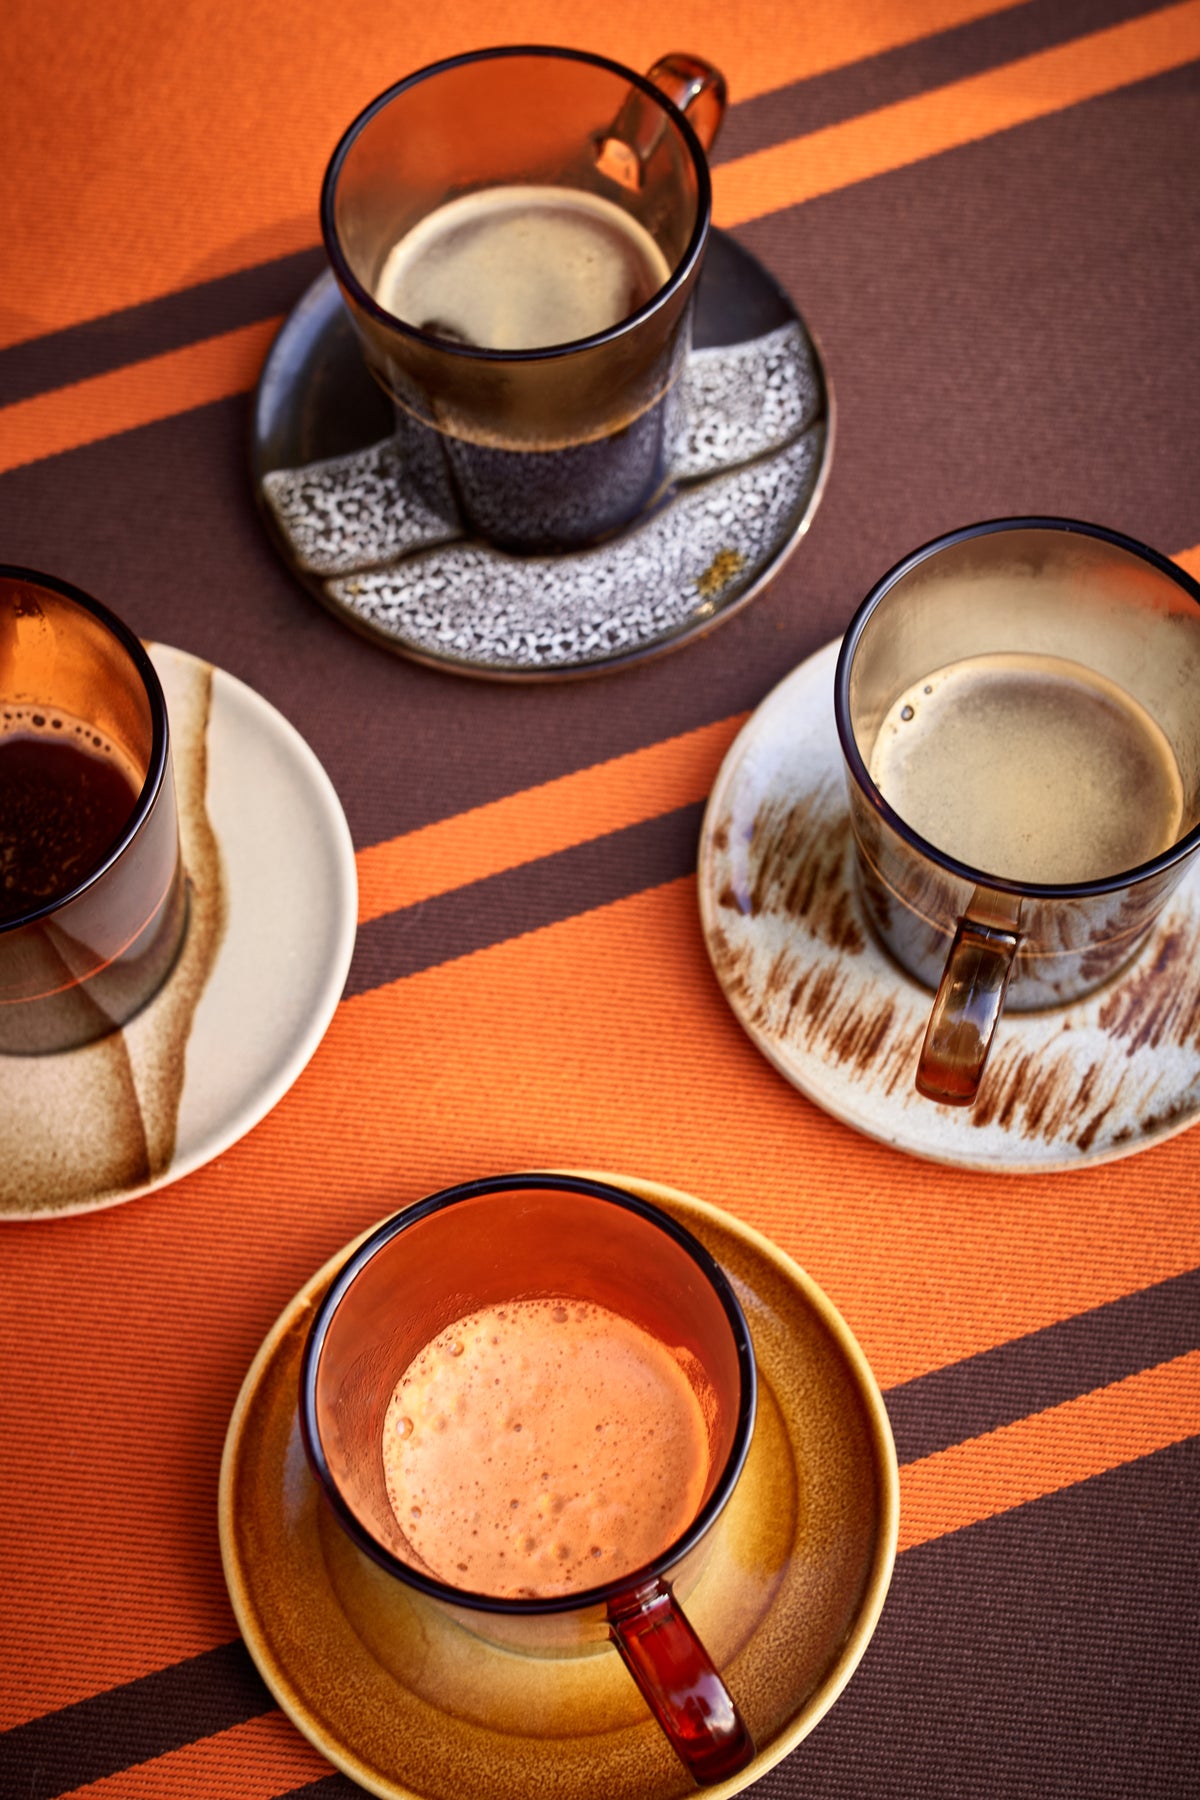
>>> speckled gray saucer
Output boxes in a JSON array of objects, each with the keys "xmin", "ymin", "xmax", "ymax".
[
  {"xmin": 699, "ymin": 638, "xmax": 1200, "ymax": 1173},
  {"xmin": 252, "ymin": 233, "xmax": 830, "ymax": 680}
]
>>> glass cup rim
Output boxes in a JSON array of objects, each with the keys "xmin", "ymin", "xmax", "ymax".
[
  {"xmin": 299, "ymin": 1170, "xmax": 758, "ymax": 1616},
  {"xmin": 0, "ymin": 563, "xmax": 170, "ymax": 937},
  {"xmin": 833, "ymin": 514, "xmax": 1200, "ymax": 901},
  {"xmin": 319, "ymin": 42, "xmax": 715, "ymax": 365}
]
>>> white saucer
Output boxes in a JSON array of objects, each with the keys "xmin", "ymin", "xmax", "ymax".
[
  {"xmin": 0, "ymin": 645, "xmax": 357, "ymax": 1218},
  {"xmin": 698, "ymin": 638, "xmax": 1200, "ymax": 1173}
]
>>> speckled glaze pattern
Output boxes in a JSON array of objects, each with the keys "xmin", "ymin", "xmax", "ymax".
[
  {"xmin": 260, "ymin": 311, "xmax": 828, "ymax": 678},
  {"xmin": 322, "ymin": 429, "xmax": 823, "ymax": 672},
  {"xmin": 0, "ymin": 647, "xmax": 357, "ymax": 1218},
  {"xmin": 218, "ymin": 1172, "xmax": 898, "ymax": 1800},
  {"xmin": 699, "ymin": 639, "xmax": 1200, "ymax": 1172}
]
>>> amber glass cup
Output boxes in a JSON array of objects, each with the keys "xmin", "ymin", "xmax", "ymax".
[
  {"xmin": 321, "ymin": 45, "xmax": 725, "ymax": 553},
  {"xmin": 0, "ymin": 567, "xmax": 187, "ymax": 1054},
  {"xmin": 835, "ymin": 519, "xmax": 1200, "ymax": 1105},
  {"xmin": 301, "ymin": 1172, "xmax": 757, "ymax": 1787}
]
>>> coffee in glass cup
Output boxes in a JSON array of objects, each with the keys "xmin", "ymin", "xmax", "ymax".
[
  {"xmin": 0, "ymin": 567, "xmax": 187, "ymax": 1054},
  {"xmin": 835, "ymin": 518, "xmax": 1200, "ymax": 1105},
  {"xmin": 301, "ymin": 1172, "xmax": 757, "ymax": 1786},
  {"xmin": 321, "ymin": 46, "xmax": 726, "ymax": 553}
]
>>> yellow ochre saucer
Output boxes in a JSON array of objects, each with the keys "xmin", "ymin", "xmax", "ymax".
[{"xmin": 218, "ymin": 1172, "xmax": 898, "ymax": 1800}]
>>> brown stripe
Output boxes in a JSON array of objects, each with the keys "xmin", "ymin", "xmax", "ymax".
[
  {"xmin": 714, "ymin": 2, "xmax": 1200, "ymax": 225},
  {"xmin": 274, "ymin": 1782, "xmax": 366, "ymax": 1799},
  {"xmin": 897, "ymin": 1353, "xmax": 1200, "ymax": 1550},
  {"xmin": 0, "ymin": 1, "xmax": 1165, "ymax": 414},
  {"xmin": 0, "ymin": 251, "xmax": 323, "ymax": 411},
  {"xmin": 355, "ymin": 717, "xmax": 744, "ymax": 924},
  {"xmin": 343, "ymin": 803, "xmax": 707, "ymax": 999},
  {"xmin": 887, "ymin": 1266, "xmax": 1200, "ymax": 1462},
  {"xmin": 752, "ymin": 1435, "xmax": 1200, "ymax": 1799},
  {"xmin": 9, "ymin": 1434, "xmax": 1196, "ymax": 1797},
  {"xmin": 0, "ymin": 1642, "xmax": 272, "ymax": 1800},
  {"xmin": 713, "ymin": 0, "xmax": 1173, "ymax": 163},
  {"xmin": 0, "ymin": 319, "xmax": 283, "ymax": 477}
]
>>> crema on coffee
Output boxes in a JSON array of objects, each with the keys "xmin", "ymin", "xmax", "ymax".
[
  {"xmin": 374, "ymin": 185, "xmax": 672, "ymax": 351},
  {"xmin": 381, "ymin": 1297, "xmax": 709, "ymax": 1598},
  {"xmin": 869, "ymin": 652, "xmax": 1184, "ymax": 884}
]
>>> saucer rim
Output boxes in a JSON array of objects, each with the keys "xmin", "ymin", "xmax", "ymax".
[
  {"xmin": 218, "ymin": 1168, "xmax": 899, "ymax": 1800},
  {"xmin": 698, "ymin": 637, "xmax": 1200, "ymax": 1174},
  {"xmin": 251, "ymin": 235, "xmax": 835, "ymax": 684},
  {"xmin": 0, "ymin": 644, "xmax": 358, "ymax": 1219}
]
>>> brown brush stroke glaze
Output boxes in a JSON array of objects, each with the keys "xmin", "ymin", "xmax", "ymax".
[
  {"xmin": 699, "ymin": 640, "xmax": 1200, "ymax": 1171},
  {"xmin": 0, "ymin": 650, "xmax": 227, "ymax": 1215}
]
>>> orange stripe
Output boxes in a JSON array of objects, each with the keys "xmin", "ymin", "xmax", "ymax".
[
  {"xmin": 5, "ymin": 11, "xmax": 1190, "ymax": 471},
  {"xmin": 356, "ymin": 715, "xmax": 747, "ymax": 924},
  {"xmin": 1174, "ymin": 543, "xmax": 1200, "ymax": 583},
  {"xmin": 57, "ymin": 1711, "xmax": 328, "ymax": 1800},
  {"xmin": 714, "ymin": 1, "xmax": 1200, "ymax": 225},
  {"xmin": 0, "ymin": 318, "xmax": 282, "ymax": 476},
  {"xmin": 0, "ymin": 2, "xmax": 1033, "ymax": 354},
  {"xmin": 898, "ymin": 1351, "xmax": 1200, "ymax": 1552}
]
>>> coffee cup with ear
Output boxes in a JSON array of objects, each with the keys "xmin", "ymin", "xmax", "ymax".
[
  {"xmin": 300, "ymin": 1171, "xmax": 757, "ymax": 1787},
  {"xmin": 835, "ymin": 518, "xmax": 1200, "ymax": 1105},
  {"xmin": 321, "ymin": 45, "xmax": 726, "ymax": 554}
]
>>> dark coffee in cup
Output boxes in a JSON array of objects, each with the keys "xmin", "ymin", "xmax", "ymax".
[
  {"xmin": 374, "ymin": 184, "xmax": 679, "ymax": 551},
  {"xmin": 1, "ymin": 709, "xmax": 140, "ymax": 923},
  {"xmin": 322, "ymin": 48, "xmax": 724, "ymax": 554},
  {"xmin": 0, "ymin": 568, "xmax": 187, "ymax": 1055}
]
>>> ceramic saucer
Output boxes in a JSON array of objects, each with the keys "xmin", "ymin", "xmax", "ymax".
[
  {"xmin": 219, "ymin": 1171, "xmax": 897, "ymax": 1800},
  {"xmin": 699, "ymin": 638, "xmax": 1200, "ymax": 1173},
  {"xmin": 251, "ymin": 232, "xmax": 831, "ymax": 681},
  {"xmin": 0, "ymin": 645, "xmax": 357, "ymax": 1218}
]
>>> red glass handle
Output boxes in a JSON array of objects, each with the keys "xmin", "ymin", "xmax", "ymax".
[
  {"xmin": 608, "ymin": 1581, "xmax": 755, "ymax": 1786},
  {"xmin": 916, "ymin": 919, "xmax": 1019, "ymax": 1105},
  {"xmin": 596, "ymin": 54, "xmax": 727, "ymax": 189}
]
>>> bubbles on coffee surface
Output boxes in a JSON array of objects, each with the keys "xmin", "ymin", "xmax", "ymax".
[{"xmin": 380, "ymin": 1296, "xmax": 709, "ymax": 1598}]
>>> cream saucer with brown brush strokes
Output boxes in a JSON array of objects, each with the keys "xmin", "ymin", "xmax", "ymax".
[
  {"xmin": 0, "ymin": 645, "xmax": 356, "ymax": 1218},
  {"xmin": 699, "ymin": 638, "xmax": 1200, "ymax": 1172},
  {"xmin": 219, "ymin": 1172, "xmax": 898, "ymax": 1800}
]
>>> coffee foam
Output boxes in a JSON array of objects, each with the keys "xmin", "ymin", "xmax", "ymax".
[
  {"xmin": 381, "ymin": 1297, "xmax": 709, "ymax": 1598},
  {"xmin": 374, "ymin": 185, "xmax": 672, "ymax": 352},
  {"xmin": 869, "ymin": 652, "xmax": 1185, "ymax": 884}
]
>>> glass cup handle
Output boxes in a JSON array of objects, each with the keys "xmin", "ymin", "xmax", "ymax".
[
  {"xmin": 916, "ymin": 920, "xmax": 1019, "ymax": 1105},
  {"xmin": 607, "ymin": 1579, "xmax": 755, "ymax": 1786},
  {"xmin": 596, "ymin": 54, "xmax": 727, "ymax": 188}
]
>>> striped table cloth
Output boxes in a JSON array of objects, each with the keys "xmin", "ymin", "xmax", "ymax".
[{"xmin": 2, "ymin": 2, "xmax": 1198, "ymax": 1796}]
